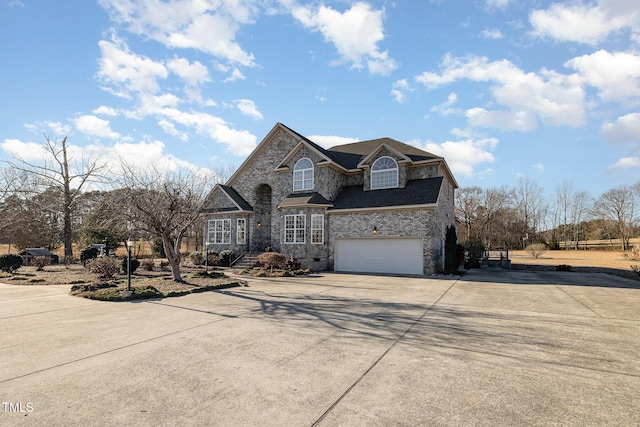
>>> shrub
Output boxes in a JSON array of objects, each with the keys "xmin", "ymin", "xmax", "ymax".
[
  {"xmin": 0, "ymin": 254, "xmax": 23, "ymax": 273},
  {"xmin": 31, "ymin": 256, "xmax": 50, "ymax": 271},
  {"xmin": 87, "ymin": 257, "xmax": 120, "ymax": 279},
  {"xmin": 121, "ymin": 257, "xmax": 140, "ymax": 274},
  {"xmin": 189, "ymin": 251, "xmax": 205, "ymax": 266},
  {"xmin": 206, "ymin": 252, "xmax": 220, "ymax": 266},
  {"xmin": 80, "ymin": 247, "xmax": 100, "ymax": 266},
  {"xmin": 141, "ymin": 260, "xmax": 155, "ymax": 271},
  {"xmin": 556, "ymin": 264, "xmax": 572, "ymax": 272},
  {"xmin": 284, "ymin": 256, "xmax": 301, "ymax": 271},
  {"xmin": 525, "ymin": 243, "xmax": 547, "ymax": 259},
  {"xmin": 630, "ymin": 245, "xmax": 640, "ymax": 261},
  {"xmin": 443, "ymin": 225, "xmax": 458, "ymax": 274},
  {"xmin": 219, "ymin": 250, "xmax": 234, "ymax": 267},
  {"xmin": 160, "ymin": 261, "xmax": 170, "ymax": 271},
  {"xmin": 257, "ymin": 252, "xmax": 286, "ymax": 271}
]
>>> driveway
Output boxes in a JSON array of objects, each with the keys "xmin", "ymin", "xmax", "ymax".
[{"xmin": 1, "ymin": 270, "xmax": 639, "ymax": 426}]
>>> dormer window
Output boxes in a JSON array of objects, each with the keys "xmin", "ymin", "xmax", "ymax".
[
  {"xmin": 371, "ymin": 156, "xmax": 398, "ymax": 189},
  {"xmin": 293, "ymin": 158, "xmax": 314, "ymax": 191}
]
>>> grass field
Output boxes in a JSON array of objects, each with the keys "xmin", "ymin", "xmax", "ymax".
[{"xmin": 510, "ymin": 249, "xmax": 640, "ymax": 271}]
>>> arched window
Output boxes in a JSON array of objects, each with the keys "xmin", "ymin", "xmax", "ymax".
[
  {"xmin": 293, "ymin": 158, "xmax": 314, "ymax": 191},
  {"xmin": 371, "ymin": 156, "xmax": 398, "ymax": 189}
]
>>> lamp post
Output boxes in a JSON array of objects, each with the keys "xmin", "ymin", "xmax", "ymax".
[{"xmin": 126, "ymin": 239, "xmax": 132, "ymax": 292}]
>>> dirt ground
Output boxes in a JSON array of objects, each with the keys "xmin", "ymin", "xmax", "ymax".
[{"xmin": 510, "ymin": 249, "xmax": 640, "ymax": 270}]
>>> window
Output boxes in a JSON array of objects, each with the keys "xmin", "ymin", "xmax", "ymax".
[
  {"xmin": 311, "ymin": 214, "xmax": 324, "ymax": 244},
  {"xmin": 371, "ymin": 156, "xmax": 398, "ymax": 189},
  {"xmin": 237, "ymin": 219, "xmax": 246, "ymax": 244},
  {"xmin": 284, "ymin": 214, "xmax": 306, "ymax": 244},
  {"xmin": 293, "ymin": 158, "xmax": 314, "ymax": 191},
  {"xmin": 208, "ymin": 219, "xmax": 231, "ymax": 244}
]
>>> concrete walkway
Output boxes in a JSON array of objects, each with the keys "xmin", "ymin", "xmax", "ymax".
[{"xmin": 1, "ymin": 270, "xmax": 638, "ymax": 426}]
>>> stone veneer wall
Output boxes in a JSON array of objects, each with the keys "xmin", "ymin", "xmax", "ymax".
[{"xmin": 327, "ymin": 208, "xmax": 444, "ymax": 275}]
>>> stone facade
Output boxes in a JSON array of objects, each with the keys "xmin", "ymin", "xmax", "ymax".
[{"xmin": 202, "ymin": 123, "xmax": 457, "ymax": 275}]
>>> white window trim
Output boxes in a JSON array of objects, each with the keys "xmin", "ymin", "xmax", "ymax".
[
  {"xmin": 371, "ymin": 156, "xmax": 399, "ymax": 190},
  {"xmin": 208, "ymin": 219, "xmax": 231, "ymax": 244},
  {"xmin": 293, "ymin": 158, "xmax": 314, "ymax": 191},
  {"xmin": 236, "ymin": 218, "xmax": 246, "ymax": 244},
  {"xmin": 311, "ymin": 214, "xmax": 324, "ymax": 244},
  {"xmin": 284, "ymin": 214, "xmax": 306, "ymax": 244}
]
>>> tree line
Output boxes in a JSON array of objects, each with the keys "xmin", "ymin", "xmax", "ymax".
[
  {"xmin": 0, "ymin": 135, "xmax": 227, "ymax": 282},
  {"xmin": 456, "ymin": 178, "xmax": 640, "ymax": 251}
]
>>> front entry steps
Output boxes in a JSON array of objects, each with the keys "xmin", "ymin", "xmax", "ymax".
[{"xmin": 232, "ymin": 254, "xmax": 260, "ymax": 270}]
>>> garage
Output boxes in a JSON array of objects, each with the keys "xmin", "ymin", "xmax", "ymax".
[{"xmin": 334, "ymin": 237, "xmax": 424, "ymax": 275}]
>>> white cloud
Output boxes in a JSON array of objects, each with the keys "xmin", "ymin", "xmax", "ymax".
[
  {"xmin": 529, "ymin": 1, "xmax": 640, "ymax": 46},
  {"xmin": 223, "ymin": 68, "xmax": 246, "ymax": 83},
  {"xmin": 234, "ymin": 99, "xmax": 263, "ymax": 120},
  {"xmin": 601, "ymin": 113, "xmax": 640, "ymax": 150},
  {"xmin": 481, "ymin": 28, "xmax": 504, "ymax": 39},
  {"xmin": 24, "ymin": 121, "xmax": 72, "ymax": 137},
  {"xmin": 97, "ymin": 36, "xmax": 168, "ymax": 96},
  {"xmin": 417, "ymin": 137, "xmax": 498, "ymax": 177},
  {"xmin": 530, "ymin": 162, "xmax": 545, "ymax": 174},
  {"xmin": 485, "ymin": 0, "xmax": 511, "ymax": 9},
  {"xmin": 310, "ymin": 135, "xmax": 360, "ymax": 149},
  {"xmin": 292, "ymin": 2, "xmax": 397, "ymax": 75},
  {"xmin": 73, "ymin": 115, "xmax": 121, "ymax": 139},
  {"xmin": 565, "ymin": 50, "xmax": 640, "ymax": 105},
  {"xmin": 1, "ymin": 139, "xmax": 46, "ymax": 161},
  {"xmin": 167, "ymin": 57, "xmax": 210, "ymax": 87},
  {"xmin": 93, "ymin": 106, "xmax": 119, "ymax": 117},
  {"xmin": 415, "ymin": 54, "xmax": 586, "ymax": 131},
  {"xmin": 155, "ymin": 108, "xmax": 256, "ymax": 155},
  {"xmin": 98, "ymin": 0, "xmax": 257, "ymax": 66},
  {"xmin": 607, "ymin": 157, "xmax": 640, "ymax": 172},
  {"xmin": 391, "ymin": 79, "xmax": 411, "ymax": 103},
  {"xmin": 431, "ymin": 92, "xmax": 458, "ymax": 116}
]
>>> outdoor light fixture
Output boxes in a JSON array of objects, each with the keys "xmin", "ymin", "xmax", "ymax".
[
  {"xmin": 372, "ymin": 226, "xmax": 378, "ymax": 235},
  {"xmin": 126, "ymin": 239, "xmax": 133, "ymax": 292},
  {"xmin": 256, "ymin": 221, "xmax": 262, "ymax": 228}
]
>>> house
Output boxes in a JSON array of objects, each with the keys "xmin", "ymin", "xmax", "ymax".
[{"xmin": 202, "ymin": 123, "xmax": 458, "ymax": 275}]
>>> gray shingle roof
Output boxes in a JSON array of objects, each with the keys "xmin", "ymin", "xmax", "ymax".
[{"xmin": 329, "ymin": 177, "xmax": 443, "ymax": 210}]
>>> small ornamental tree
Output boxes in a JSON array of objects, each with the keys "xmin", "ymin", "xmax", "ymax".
[
  {"xmin": 525, "ymin": 243, "xmax": 547, "ymax": 259},
  {"xmin": 0, "ymin": 254, "xmax": 23, "ymax": 274},
  {"xmin": 87, "ymin": 257, "xmax": 120, "ymax": 279},
  {"xmin": 31, "ymin": 256, "xmax": 51, "ymax": 271}
]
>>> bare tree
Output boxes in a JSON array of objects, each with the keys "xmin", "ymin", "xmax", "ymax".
[
  {"xmin": 481, "ymin": 186, "xmax": 513, "ymax": 249},
  {"xmin": 455, "ymin": 186, "xmax": 482, "ymax": 245},
  {"xmin": 4, "ymin": 135, "xmax": 106, "ymax": 260},
  {"xmin": 514, "ymin": 177, "xmax": 546, "ymax": 247},
  {"xmin": 116, "ymin": 164, "xmax": 214, "ymax": 282},
  {"xmin": 594, "ymin": 185, "xmax": 636, "ymax": 250}
]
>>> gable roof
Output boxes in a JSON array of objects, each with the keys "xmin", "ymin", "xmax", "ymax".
[
  {"xmin": 202, "ymin": 184, "xmax": 253, "ymax": 213},
  {"xmin": 329, "ymin": 138, "xmax": 441, "ymax": 162},
  {"xmin": 329, "ymin": 177, "xmax": 443, "ymax": 212},
  {"xmin": 225, "ymin": 123, "xmax": 457, "ymax": 189}
]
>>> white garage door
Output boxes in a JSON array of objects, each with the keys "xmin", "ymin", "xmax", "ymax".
[{"xmin": 335, "ymin": 238, "xmax": 423, "ymax": 275}]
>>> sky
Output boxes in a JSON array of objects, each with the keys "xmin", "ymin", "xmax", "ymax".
[{"xmin": 1, "ymin": 0, "xmax": 639, "ymax": 199}]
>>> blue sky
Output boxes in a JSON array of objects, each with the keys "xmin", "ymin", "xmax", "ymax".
[{"xmin": 1, "ymin": 0, "xmax": 639, "ymax": 198}]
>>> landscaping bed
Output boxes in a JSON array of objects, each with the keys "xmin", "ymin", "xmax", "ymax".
[{"xmin": 0, "ymin": 263, "xmax": 246, "ymax": 301}]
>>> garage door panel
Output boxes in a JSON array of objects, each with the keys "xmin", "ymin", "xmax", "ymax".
[{"xmin": 335, "ymin": 238, "xmax": 423, "ymax": 275}]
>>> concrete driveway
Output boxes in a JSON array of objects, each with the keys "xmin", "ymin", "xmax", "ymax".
[{"xmin": 1, "ymin": 270, "xmax": 639, "ymax": 426}]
